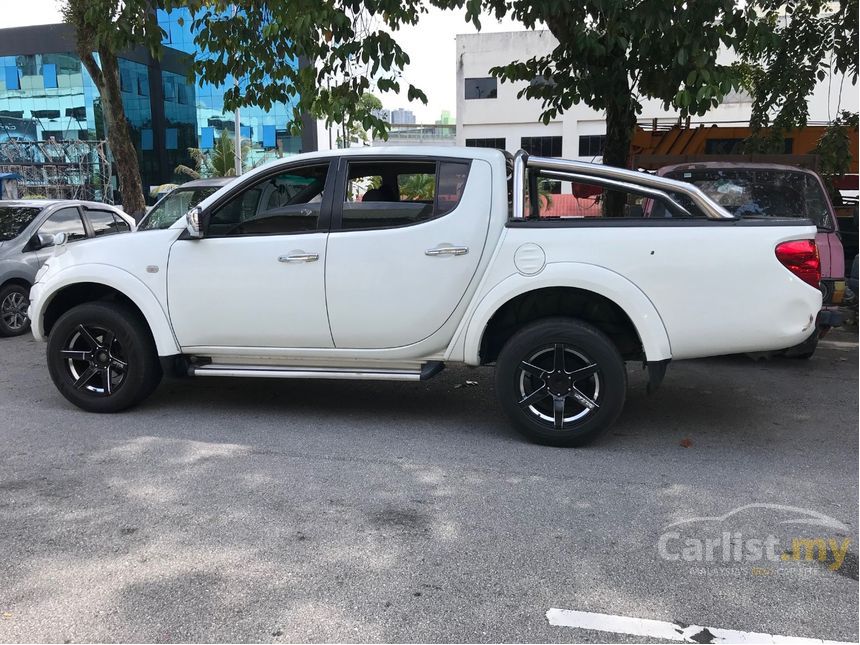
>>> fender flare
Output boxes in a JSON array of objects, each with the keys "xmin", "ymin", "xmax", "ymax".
[
  {"xmin": 32, "ymin": 264, "xmax": 180, "ymax": 356},
  {"xmin": 459, "ymin": 262, "xmax": 673, "ymax": 365}
]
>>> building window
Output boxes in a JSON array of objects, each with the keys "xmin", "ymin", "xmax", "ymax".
[
  {"xmin": 466, "ymin": 138, "xmax": 506, "ymax": 149},
  {"xmin": 177, "ymin": 83, "xmax": 189, "ymax": 105},
  {"xmin": 162, "ymin": 78, "xmax": 175, "ymax": 102},
  {"xmin": 200, "ymin": 127, "xmax": 215, "ymax": 150},
  {"xmin": 520, "ymin": 136, "xmax": 562, "ymax": 157},
  {"xmin": 578, "ymin": 135, "xmax": 606, "ymax": 157},
  {"xmin": 120, "ymin": 68, "xmax": 133, "ymax": 93},
  {"xmin": 137, "ymin": 74, "xmax": 149, "ymax": 96},
  {"xmin": 465, "ymin": 77, "xmax": 497, "ymax": 100},
  {"xmin": 141, "ymin": 129, "xmax": 154, "ymax": 151},
  {"xmin": 165, "ymin": 128, "xmax": 178, "ymax": 150},
  {"xmin": 42, "ymin": 64, "xmax": 58, "ymax": 89},
  {"xmin": 4, "ymin": 67, "xmax": 20, "ymax": 90},
  {"xmin": 262, "ymin": 124, "xmax": 276, "ymax": 149}
]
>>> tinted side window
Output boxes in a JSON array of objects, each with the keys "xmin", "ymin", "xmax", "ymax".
[
  {"xmin": 87, "ymin": 209, "xmax": 129, "ymax": 236},
  {"xmin": 437, "ymin": 162, "xmax": 470, "ymax": 217},
  {"xmin": 341, "ymin": 160, "xmax": 471, "ymax": 230},
  {"xmin": 38, "ymin": 207, "xmax": 87, "ymax": 241},
  {"xmin": 208, "ymin": 163, "xmax": 329, "ymax": 236}
]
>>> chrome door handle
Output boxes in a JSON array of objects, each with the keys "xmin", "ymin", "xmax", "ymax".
[
  {"xmin": 278, "ymin": 253, "xmax": 319, "ymax": 263},
  {"xmin": 425, "ymin": 246, "xmax": 469, "ymax": 257}
]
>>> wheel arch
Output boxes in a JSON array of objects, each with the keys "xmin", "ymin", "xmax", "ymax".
[
  {"xmin": 1, "ymin": 275, "xmax": 31, "ymax": 291},
  {"xmin": 459, "ymin": 263, "xmax": 673, "ymax": 365},
  {"xmin": 34, "ymin": 267, "xmax": 179, "ymax": 356}
]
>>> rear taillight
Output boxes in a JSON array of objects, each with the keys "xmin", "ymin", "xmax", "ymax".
[{"xmin": 775, "ymin": 240, "xmax": 820, "ymax": 288}]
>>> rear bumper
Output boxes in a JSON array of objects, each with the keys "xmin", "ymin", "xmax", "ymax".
[{"xmin": 817, "ymin": 308, "xmax": 843, "ymax": 329}]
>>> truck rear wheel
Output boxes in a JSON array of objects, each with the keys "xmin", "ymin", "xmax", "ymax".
[
  {"xmin": 495, "ymin": 317, "xmax": 626, "ymax": 447},
  {"xmin": 46, "ymin": 302, "xmax": 162, "ymax": 412}
]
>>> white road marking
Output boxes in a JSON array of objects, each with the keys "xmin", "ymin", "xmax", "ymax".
[
  {"xmin": 818, "ymin": 339, "xmax": 858, "ymax": 350},
  {"xmin": 546, "ymin": 608, "xmax": 853, "ymax": 644}
]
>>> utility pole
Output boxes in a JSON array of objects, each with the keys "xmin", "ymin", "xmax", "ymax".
[{"xmin": 232, "ymin": 3, "xmax": 242, "ymax": 176}]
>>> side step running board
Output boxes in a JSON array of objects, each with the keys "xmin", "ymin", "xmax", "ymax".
[{"xmin": 188, "ymin": 361, "xmax": 445, "ymax": 382}]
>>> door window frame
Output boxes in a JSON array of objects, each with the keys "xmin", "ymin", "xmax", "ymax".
[
  {"xmin": 197, "ymin": 160, "xmax": 337, "ymax": 238},
  {"xmin": 330, "ymin": 155, "xmax": 472, "ymax": 232},
  {"xmin": 37, "ymin": 205, "xmax": 89, "ymax": 243},
  {"xmin": 83, "ymin": 206, "xmax": 130, "ymax": 236}
]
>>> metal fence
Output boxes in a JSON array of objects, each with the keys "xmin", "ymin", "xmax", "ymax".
[{"xmin": 0, "ymin": 139, "xmax": 114, "ymax": 202}]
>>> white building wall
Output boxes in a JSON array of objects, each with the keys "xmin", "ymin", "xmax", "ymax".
[{"xmin": 455, "ymin": 30, "xmax": 858, "ymax": 162}]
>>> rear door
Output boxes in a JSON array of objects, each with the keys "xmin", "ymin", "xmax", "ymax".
[{"xmin": 324, "ymin": 156, "xmax": 491, "ymax": 349}]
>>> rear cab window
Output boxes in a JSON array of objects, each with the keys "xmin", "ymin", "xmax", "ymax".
[{"xmin": 338, "ymin": 158, "xmax": 471, "ymax": 230}]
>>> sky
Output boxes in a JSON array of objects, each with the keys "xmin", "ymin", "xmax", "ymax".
[{"xmin": 2, "ymin": 1, "xmax": 528, "ymax": 123}]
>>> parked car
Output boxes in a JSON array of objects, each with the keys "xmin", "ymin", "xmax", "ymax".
[
  {"xmin": 28, "ymin": 148, "xmax": 822, "ymax": 446},
  {"xmin": 0, "ymin": 200, "xmax": 134, "ymax": 337},
  {"xmin": 138, "ymin": 178, "xmax": 234, "ymax": 231},
  {"xmin": 649, "ymin": 162, "xmax": 845, "ymax": 357}
]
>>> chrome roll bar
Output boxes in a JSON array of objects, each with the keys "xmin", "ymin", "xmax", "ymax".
[{"xmin": 510, "ymin": 151, "xmax": 735, "ymax": 220}]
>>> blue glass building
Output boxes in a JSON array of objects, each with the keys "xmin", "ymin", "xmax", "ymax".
[
  {"xmin": 0, "ymin": 23, "xmax": 197, "ymax": 199},
  {"xmin": 0, "ymin": 15, "xmax": 315, "ymax": 201},
  {"xmin": 157, "ymin": 7, "xmax": 311, "ymax": 164}
]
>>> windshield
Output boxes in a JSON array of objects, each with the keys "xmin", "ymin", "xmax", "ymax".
[
  {"xmin": 666, "ymin": 169, "xmax": 833, "ymax": 228},
  {"xmin": 0, "ymin": 206, "xmax": 43, "ymax": 241},
  {"xmin": 138, "ymin": 186, "xmax": 221, "ymax": 231}
]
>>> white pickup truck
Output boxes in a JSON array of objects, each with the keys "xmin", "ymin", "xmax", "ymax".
[{"xmin": 28, "ymin": 147, "xmax": 822, "ymax": 446}]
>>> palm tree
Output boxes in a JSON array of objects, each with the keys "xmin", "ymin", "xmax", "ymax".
[
  {"xmin": 399, "ymin": 173, "xmax": 435, "ymax": 200},
  {"xmin": 175, "ymin": 130, "xmax": 252, "ymax": 179}
]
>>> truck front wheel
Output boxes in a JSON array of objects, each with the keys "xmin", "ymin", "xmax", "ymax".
[
  {"xmin": 46, "ymin": 302, "xmax": 162, "ymax": 412},
  {"xmin": 495, "ymin": 317, "xmax": 627, "ymax": 447}
]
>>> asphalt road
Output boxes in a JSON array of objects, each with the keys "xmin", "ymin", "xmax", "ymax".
[{"xmin": 0, "ymin": 329, "xmax": 857, "ymax": 643}]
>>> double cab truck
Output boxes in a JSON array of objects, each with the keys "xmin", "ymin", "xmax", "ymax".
[{"xmin": 28, "ymin": 147, "xmax": 823, "ymax": 446}]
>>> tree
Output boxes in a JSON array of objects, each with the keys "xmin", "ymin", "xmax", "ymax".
[
  {"xmin": 812, "ymin": 111, "xmax": 859, "ymax": 200},
  {"xmin": 175, "ymin": 130, "xmax": 253, "ymax": 179},
  {"xmin": 61, "ymin": 0, "xmax": 166, "ymax": 218},
  {"xmin": 183, "ymin": 0, "xmax": 463, "ymax": 141},
  {"xmin": 737, "ymin": 0, "xmax": 858, "ymax": 151},
  {"xmin": 466, "ymin": 1, "xmax": 749, "ymax": 172},
  {"xmin": 337, "ymin": 93, "xmax": 384, "ymax": 147}
]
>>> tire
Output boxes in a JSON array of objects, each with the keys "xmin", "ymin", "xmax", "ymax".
[
  {"xmin": 46, "ymin": 302, "xmax": 162, "ymax": 412},
  {"xmin": 782, "ymin": 331, "xmax": 819, "ymax": 360},
  {"xmin": 0, "ymin": 282, "xmax": 31, "ymax": 337},
  {"xmin": 495, "ymin": 317, "xmax": 627, "ymax": 447}
]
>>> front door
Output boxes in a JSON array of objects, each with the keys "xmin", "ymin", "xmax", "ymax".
[
  {"xmin": 167, "ymin": 161, "xmax": 335, "ymax": 349},
  {"xmin": 324, "ymin": 156, "xmax": 492, "ymax": 349}
]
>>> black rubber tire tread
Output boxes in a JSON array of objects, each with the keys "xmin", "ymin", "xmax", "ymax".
[
  {"xmin": 495, "ymin": 316, "xmax": 627, "ymax": 447},
  {"xmin": 0, "ymin": 283, "xmax": 31, "ymax": 337},
  {"xmin": 47, "ymin": 301, "xmax": 162, "ymax": 412}
]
